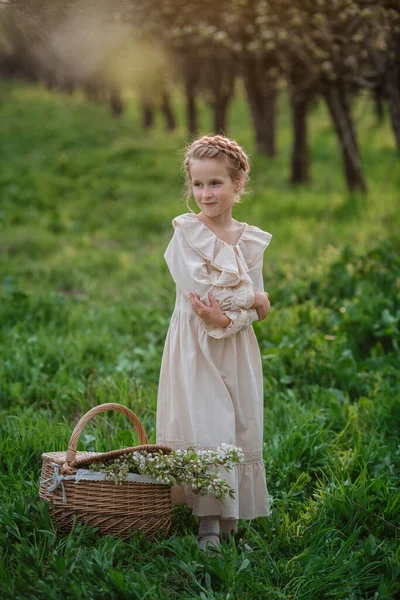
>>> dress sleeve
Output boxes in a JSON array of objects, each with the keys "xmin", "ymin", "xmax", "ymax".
[
  {"xmin": 164, "ymin": 228, "xmax": 255, "ymax": 311},
  {"xmin": 195, "ymin": 307, "xmax": 259, "ymax": 338},
  {"xmin": 198, "ymin": 254, "xmax": 265, "ymax": 339},
  {"xmin": 164, "ymin": 228, "xmax": 268, "ymax": 339}
]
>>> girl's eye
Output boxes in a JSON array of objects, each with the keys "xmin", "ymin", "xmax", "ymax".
[
  {"xmin": 212, "ymin": 182, "xmax": 221, "ymax": 185},
  {"xmin": 193, "ymin": 183, "xmax": 202, "ymax": 187}
]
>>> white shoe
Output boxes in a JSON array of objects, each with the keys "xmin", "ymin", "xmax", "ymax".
[{"xmin": 197, "ymin": 534, "xmax": 221, "ymax": 553}]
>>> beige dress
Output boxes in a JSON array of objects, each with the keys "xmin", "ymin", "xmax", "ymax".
[{"xmin": 156, "ymin": 212, "xmax": 272, "ymax": 520}]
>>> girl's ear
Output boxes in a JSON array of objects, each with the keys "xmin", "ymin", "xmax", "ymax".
[{"xmin": 235, "ymin": 178, "xmax": 245, "ymax": 193}]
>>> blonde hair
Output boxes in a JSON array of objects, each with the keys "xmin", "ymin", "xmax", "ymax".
[{"xmin": 183, "ymin": 134, "xmax": 251, "ymax": 212}]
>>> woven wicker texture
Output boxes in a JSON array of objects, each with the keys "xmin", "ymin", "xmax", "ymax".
[
  {"xmin": 41, "ymin": 444, "xmax": 172, "ymax": 469},
  {"xmin": 39, "ymin": 403, "xmax": 173, "ymax": 539}
]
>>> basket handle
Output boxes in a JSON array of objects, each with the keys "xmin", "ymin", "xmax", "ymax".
[{"xmin": 63, "ymin": 403, "xmax": 149, "ymax": 470}]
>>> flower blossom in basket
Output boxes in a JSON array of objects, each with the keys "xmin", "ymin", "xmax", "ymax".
[{"xmin": 88, "ymin": 444, "xmax": 245, "ymax": 501}]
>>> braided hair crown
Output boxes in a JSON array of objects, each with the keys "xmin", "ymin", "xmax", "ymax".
[
  {"xmin": 183, "ymin": 134, "xmax": 251, "ymax": 209},
  {"xmin": 184, "ymin": 134, "xmax": 250, "ymax": 176}
]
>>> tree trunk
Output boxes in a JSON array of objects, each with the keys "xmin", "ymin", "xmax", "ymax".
[
  {"xmin": 242, "ymin": 55, "xmax": 277, "ymax": 156},
  {"xmin": 178, "ymin": 50, "xmax": 201, "ymax": 136},
  {"xmin": 210, "ymin": 55, "xmax": 236, "ymax": 134},
  {"xmin": 64, "ymin": 80, "xmax": 74, "ymax": 95},
  {"xmin": 385, "ymin": 66, "xmax": 400, "ymax": 152},
  {"xmin": 373, "ymin": 86, "xmax": 385, "ymax": 125},
  {"xmin": 85, "ymin": 81, "xmax": 105, "ymax": 103},
  {"xmin": 213, "ymin": 97, "xmax": 227, "ymax": 134},
  {"xmin": 290, "ymin": 89, "xmax": 313, "ymax": 184},
  {"xmin": 247, "ymin": 86, "xmax": 277, "ymax": 156},
  {"xmin": 84, "ymin": 81, "xmax": 97, "ymax": 102},
  {"xmin": 323, "ymin": 85, "xmax": 367, "ymax": 193},
  {"xmin": 185, "ymin": 80, "xmax": 198, "ymax": 136},
  {"xmin": 160, "ymin": 92, "xmax": 176, "ymax": 131},
  {"xmin": 263, "ymin": 90, "xmax": 277, "ymax": 157},
  {"xmin": 142, "ymin": 102, "xmax": 154, "ymax": 129},
  {"xmin": 110, "ymin": 88, "xmax": 124, "ymax": 117},
  {"xmin": 338, "ymin": 84, "xmax": 359, "ymax": 153},
  {"xmin": 213, "ymin": 87, "xmax": 234, "ymax": 134}
]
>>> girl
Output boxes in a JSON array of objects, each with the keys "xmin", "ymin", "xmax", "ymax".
[{"xmin": 156, "ymin": 134, "xmax": 272, "ymax": 552}]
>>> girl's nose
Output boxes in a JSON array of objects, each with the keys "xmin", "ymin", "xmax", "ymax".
[{"xmin": 203, "ymin": 188, "xmax": 213, "ymax": 198}]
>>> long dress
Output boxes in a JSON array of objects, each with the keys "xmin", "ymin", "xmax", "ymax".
[{"xmin": 156, "ymin": 212, "xmax": 273, "ymax": 520}]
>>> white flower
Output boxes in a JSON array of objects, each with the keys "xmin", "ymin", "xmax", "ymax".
[{"xmin": 89, "ymin": 446, "xmax": 244, "ymax": 500}]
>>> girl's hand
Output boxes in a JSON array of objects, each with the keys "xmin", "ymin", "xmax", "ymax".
[
  {"xmin": 189, "ymin": 292, "xmax": 231, "ymax": 328},
  {"xmin": 253, "ymin": 291, "xmax": 271, "ymax": 321}
]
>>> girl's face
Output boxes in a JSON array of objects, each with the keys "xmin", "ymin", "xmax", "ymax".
[{"xmin": 189, "ymin": 158, "xmax": 240, "ymax": 218}]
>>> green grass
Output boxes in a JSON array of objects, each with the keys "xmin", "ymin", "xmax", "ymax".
[{"xmin": 0, "ymin": 80, "xmax": 399, "ymax": 599}]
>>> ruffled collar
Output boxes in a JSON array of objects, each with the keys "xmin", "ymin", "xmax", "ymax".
[{"xmin": 172, "ymin": 213, "xmax": 272, "ymax": 287}]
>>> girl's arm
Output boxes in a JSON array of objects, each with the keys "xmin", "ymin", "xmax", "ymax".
[
  {"xmin": 196, "ymin": 256, "xmax": 268, "ymax": 338},
  {"xmin": 196, "ymin": 306, "xmax": 260, "ymax": 339},
  {"xmin": 165, "ymin": 228, "xmax": 256, "ymax": 311},
  {"xmin": 164, "ymin": 228, "xmax": 269, "ymax": 339}
]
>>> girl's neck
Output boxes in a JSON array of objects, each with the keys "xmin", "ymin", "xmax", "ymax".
[{"xmin": 197, "ymin": 211, "xmax": 236, "ymax": 231}]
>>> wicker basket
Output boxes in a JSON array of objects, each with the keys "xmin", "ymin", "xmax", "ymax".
[{"xmin": 39, "ymin": 403, "xmax": 173, "ymax": 540}]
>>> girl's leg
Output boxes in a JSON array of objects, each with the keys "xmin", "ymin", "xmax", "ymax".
[
  {"xmin": 197, "ymin": 515, "xmax": 221, "ymax": 551},
  {"xmin": 220, "ymin": 518, "xmax": 238, "ymax": 539}
]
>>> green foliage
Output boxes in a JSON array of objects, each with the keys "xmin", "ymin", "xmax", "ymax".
[{"xmin": 0, "ymin": 82, "xmax": 399, "ymax": 599}]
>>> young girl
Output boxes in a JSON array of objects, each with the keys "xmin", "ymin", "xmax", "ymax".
[{"xmin": 156, "ymin": 134, "xmax": 272, "ymax": 552}]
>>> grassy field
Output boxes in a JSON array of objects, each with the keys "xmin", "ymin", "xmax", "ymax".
[{"xmin": 0, "ymin": 80, "xmax": 399, "ymax": 599}]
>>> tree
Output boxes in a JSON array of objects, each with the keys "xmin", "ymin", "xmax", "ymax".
[
  {"xmin": 365, "ymin": 3, "xmax": 400, "ymax": 151},
  {"xmin": 129, "ymin": 0, "xmax": 239, "ymax": 136}
]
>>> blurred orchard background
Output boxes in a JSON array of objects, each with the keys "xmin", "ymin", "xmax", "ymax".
[{"xmin": 0, "ymin": 1, "xmax": 399, "ymax": 599}]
